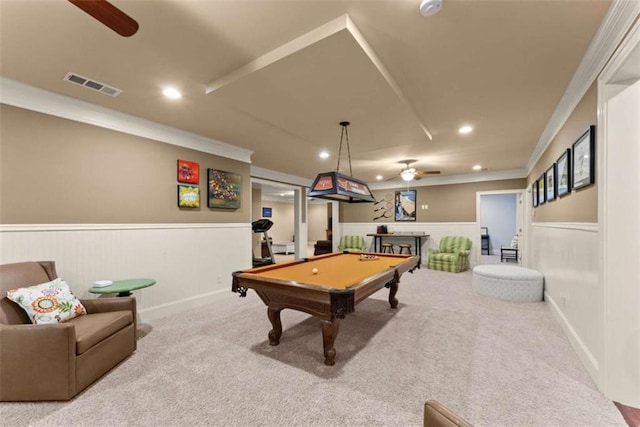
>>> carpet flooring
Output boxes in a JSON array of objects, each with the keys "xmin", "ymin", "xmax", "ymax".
[{"xmin": 0, "ymin": 267, "xmax": 626, "ymax": 426}]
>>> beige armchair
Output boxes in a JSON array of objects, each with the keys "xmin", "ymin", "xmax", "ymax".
[{"xmin": 0, "ymin": 261, "xmax": 137, "ymax": 401}]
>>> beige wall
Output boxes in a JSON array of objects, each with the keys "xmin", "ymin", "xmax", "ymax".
[
  {"xmin": 259, "ymin": 201, "xmax": 294, "ymax": 242},
  {"xmin": 0, "ymin": 105, "xmax": 251, "ymax": 224},
  {"xmin": 528, "ymin": 82, "xmax": 597, "ymax": 222},
  {"xmin": 341, "ymin": 178, "xmax": 526, "ymax": 223},
  {"xmin": 308, "ymin": 203, "xmax": 329, "ymax": 242}
]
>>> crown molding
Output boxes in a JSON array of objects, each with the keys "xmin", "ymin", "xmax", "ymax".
[
  {"xmin": 526, "ymin": 0, "xmax": 640, "ymax": 174},
  {"xmin": 0, "ymin": 77, "xmax": 252, "ymax": 163}
]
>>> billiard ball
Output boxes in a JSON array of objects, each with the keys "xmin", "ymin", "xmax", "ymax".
[{"xmin": 312, "ymin": 268, "xmax": 319, "ymax": 274}]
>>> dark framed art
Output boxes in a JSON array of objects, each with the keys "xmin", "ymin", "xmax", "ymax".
[
  {"xmin": 545, "ymin": 163, "xmax": 556, "ymax": 202},
  {"xmin": 394, "ymin": 190, "xmax": 416, "ymax": 221},
  {"xmin": 177, "ymin": 159, "xmax": 199, "ymax": 184},
  {"xmin": 532, "ymin": 181, "xmax": 538, "ymax": 207},
  {"xmin": 572, "ymin": 125, "xmax": 595, "ymax": 190},
  {"xmin": 262, "ymin": 207, "xmax": 272, "ymax": 218},
  {"xmin": 177, "ymin": 184, "xmax": 200, "ymax": 208},
  {"xmin": 537, "ymin": 175, "xmax": 546, "ymax": 205},
  {"xmin": 208, "ymin": 169, "xmax": 241, "ymax": 209},
  {"xmin": 556, "ymin": 148, "xmax": 571, "ymax": 197}
]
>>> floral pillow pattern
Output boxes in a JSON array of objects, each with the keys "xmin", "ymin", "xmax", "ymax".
[{"xmin": 7, "ymin": 278, "xmax": 87, "ymax": 324}]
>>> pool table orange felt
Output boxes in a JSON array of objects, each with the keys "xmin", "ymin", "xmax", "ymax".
[
  {"xmin": 232, "ymin": 252, "xmax": 419, "ymax": 366},
  {"xmin": 248, "ymin": 252, "xmax": 411, "ymax": 289}
]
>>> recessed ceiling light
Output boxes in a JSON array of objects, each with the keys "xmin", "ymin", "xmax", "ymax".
[
  {"xmin": 319, "ymin": 151, "xmax": 329, "ymax": 159},
  {"xmin": 459, "ymin": 125, "xmax": 473, "ymax": 134},
  {"xmin": 472, "ymin": 164, "xmax": 482, "ymax": 171},
  {"xmin": 376, "ymin": 175, "xmax": 383, "ymax": 180},
  {"xmin": 162, "ymin": 87, "xmax": 182, "ymax": 99}
]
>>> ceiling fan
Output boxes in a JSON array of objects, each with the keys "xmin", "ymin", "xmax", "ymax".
[
  {"xmin": 389, "ymin": 159, "xmax": 441, "ymax": 182},
  {"xmin": 68, "ymin": 0, "xmax": 139, "ymax": 37}
]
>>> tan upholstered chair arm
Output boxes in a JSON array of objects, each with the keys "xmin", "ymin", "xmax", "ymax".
[
  {"xmin": 424, "ymin": 400, "xmax": 473, "ymax": 427},
  {"xmin": 81, "ymin": 297, "xmax": 136, "ymax": 314},
  {"xmin": 0, "ymin": 322, "xmax": 76, "ymax": 400}
]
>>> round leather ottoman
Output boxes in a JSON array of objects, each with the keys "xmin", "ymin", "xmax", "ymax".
[{"xmin": 472, "ymin": 264, "xmax": 544, "ymax": 302}]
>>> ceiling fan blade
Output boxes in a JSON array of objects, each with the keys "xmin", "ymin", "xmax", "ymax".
[
  {"xmin": 415, "ymin": 170, "xmax": 441, "ymax": 176},
  {"xmin": 69, "ymin": 0, "xmax": 139, "ymax": 37}
]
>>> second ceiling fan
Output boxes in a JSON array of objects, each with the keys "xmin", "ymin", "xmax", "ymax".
[{"xmin": 390, "ymin": 159, "xmax": 440, "ymax": 182}]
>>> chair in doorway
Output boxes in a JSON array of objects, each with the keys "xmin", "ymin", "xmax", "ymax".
[
  {"xmin": 427, "ymin": 236, "xmax": 472, "ymax": 273},
  {"xmin": 338, "ymin": 235, "xmax": 367, "ymax": 252}
]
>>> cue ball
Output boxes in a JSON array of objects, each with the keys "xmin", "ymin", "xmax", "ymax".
[{"xmin": 312, "ymin": 268, "xmax": 319, "ymax": 274}]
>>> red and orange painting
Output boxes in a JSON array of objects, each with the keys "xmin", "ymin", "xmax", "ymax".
[{"xmin": 177, "ymin": 159, "xmax": 199, "ymax": 184}]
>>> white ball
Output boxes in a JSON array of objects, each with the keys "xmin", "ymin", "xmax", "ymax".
[{"xmin": 312, "ymin": 268, "xmax": 319, "ymax": 274}]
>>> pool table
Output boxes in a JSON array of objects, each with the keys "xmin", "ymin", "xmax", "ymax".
[{"xmin": 232, "ymin": 251, "xmax": 420, "ymax": 365}]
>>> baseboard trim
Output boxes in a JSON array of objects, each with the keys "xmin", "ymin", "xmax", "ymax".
[
  {"xmin": 139, "ymin": 288, "xmax": 230, "ymax": 323},
  {"xmin": 0, "ymin": 223, "xmax": 251, "ymax": 232},
  {"xmin": 545, "ymin": 291, "xmax": 600, "ymax": 383}
]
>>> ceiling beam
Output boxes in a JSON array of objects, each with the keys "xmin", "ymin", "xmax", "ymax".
[{"xmin": 205, "ymin": 14, "xmax": 433, "ymax": 141}]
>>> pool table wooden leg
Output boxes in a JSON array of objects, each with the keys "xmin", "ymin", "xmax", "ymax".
[
  {"xmin": 321, "ymin": 317, "xmax": 340, "ymax": 366},
  {"xmin": 267, "ymin": 307, "xmax": 283, "ymax": 346},
  {"xmin": 387, "ymin": 270, "xmax": 400, "ymax": 309}
]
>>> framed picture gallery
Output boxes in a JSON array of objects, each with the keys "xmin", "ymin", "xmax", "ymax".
[
  {"xmin": 556, "ymin": 148, "xmax": 572, "ymax": 197},
  {"xmin": 545, "ymin": 163, "xmax": 556, "ymax": 202},
  {"xmin": 572, "ymin": 126, "xmax": 595, "ymax": 191},
  {"xmin": 537, "ymin": 175, "xmax": 546, "ymax": 205}
]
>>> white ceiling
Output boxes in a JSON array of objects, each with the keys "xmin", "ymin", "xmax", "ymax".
[{"xmin": 0, "ymin": 0, "xmax": 614, "ymax": 185}]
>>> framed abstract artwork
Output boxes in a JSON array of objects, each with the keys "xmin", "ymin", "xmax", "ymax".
[
  {"xmin": 556, "ymin": 148, "xmax": 571, "ymax": 197},
  {"xmin": 208, "ymin": 169, "xmax": 241, "ymax": 209},
  {"xmin": 394, "ymin": 190, "xmax": 416, "ymax": 221},
  {"xmin": 545, "ymin": 163, "xmax": 556, "ymax": 202},
  {"xmin": 177, "ymin": 184, "xmax": 200, "ymax": 208},
  {"xmin": 177, "ymin": 159, "xmax": 199, "ymax": 184},
  {"xmin": 572, "ymin": 126, "xmax": 595, "ymax": 190}
]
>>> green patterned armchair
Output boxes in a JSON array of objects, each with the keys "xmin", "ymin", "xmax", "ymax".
[
  {"xmin": 338, "ymin": 235, "xmax": 367, "ymax": 252},
  {"xmin": 427, "ymin": 236, "xmax": 472, "ymax": 273}
]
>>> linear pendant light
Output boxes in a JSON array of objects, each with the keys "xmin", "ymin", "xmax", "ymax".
[{"xmin": 307, "ymin": 121, "xmax": 375, "ymax": 203}]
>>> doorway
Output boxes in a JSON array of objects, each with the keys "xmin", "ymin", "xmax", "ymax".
[{"xmin": 476, "ymin": 190, "xmax": 526, "ymax": 265}]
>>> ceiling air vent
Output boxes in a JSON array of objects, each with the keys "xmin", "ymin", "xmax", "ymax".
[{"xmin": 63, "ymin": 72, "xmax": 122, "ymax": 97}]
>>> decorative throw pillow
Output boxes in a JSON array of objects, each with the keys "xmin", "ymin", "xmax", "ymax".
[{"xmin": 7, "ymin": 278, "xmax": 87, "ymax": 324}]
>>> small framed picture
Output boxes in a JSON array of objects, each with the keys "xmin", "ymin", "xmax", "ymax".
[
  {"xmin": 262, "ymin": 207, "xmax": 272, "ymax": 218},
  {"xmin": 177, "ymin": 184, "xmax": 200, "ymax": 208},
  {"xmin": 545, "ymin": 163, "xmax": 556, "ymax": 202},
  {"xmin": 572, "ymin": 126, "xmax": 595, "ymax": 190},
  {"xmin": 556, "ymin": 148, "xmax": 571, "ymax": 197},
  {"xmin": 394, "ymin": 190, "xmax": 416, "ymax": 221},
  {"xmin": 177, "ymin": 159, "xmax": 199, "ymax": 184},
  {"xmin": 537, "ymin": 175, "xmax": 546, "ymax": 205},
  {"xmin": 532, "ymin": 181, "xmax": 538, "ymax": 207}
]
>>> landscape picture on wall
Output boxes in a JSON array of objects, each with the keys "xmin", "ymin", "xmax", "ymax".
[{"xmin": 208, "ymin": 169, "xmax": 241, "ymax": 209}]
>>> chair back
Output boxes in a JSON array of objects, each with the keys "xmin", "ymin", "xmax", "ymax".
[
  {"xmin": 0, "ymin": 261, "xmax": 57, "ymax": 324},
  {"xmin": 338, "ymin": 235, "xmax": 365, "ymax": 251},
  {"xmin": 439, "ymin": 236, "xmax": 472, "ymax": 252}
]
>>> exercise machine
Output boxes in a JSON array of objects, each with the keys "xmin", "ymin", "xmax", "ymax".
[{"xmin": 252, "ymin": 218, "xmax": 275, "ymax": 267}]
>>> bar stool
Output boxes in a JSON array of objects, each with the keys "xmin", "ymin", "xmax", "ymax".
[
  {"xmin": 398, "ymin": 243, "xmax": 412, "ymax": 254},
  {"xmin": 381, "ymin": 242, "xmax": 394, "ymax": 253}
]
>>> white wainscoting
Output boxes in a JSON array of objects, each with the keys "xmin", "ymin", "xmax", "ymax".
[
  {"xmin": 0, "ymin": 224, "xmax": 253, "ymax": 322},
  {"xmin": 531, "ymin": 222, "xmax": 601, "ymax": 382},
  {"xmin": 339, "ymin": 222, "xmax": 479, "ymax": 266}
]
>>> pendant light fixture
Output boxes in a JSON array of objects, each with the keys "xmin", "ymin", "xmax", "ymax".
[{"xmin": 307, "ymin": 121, "xmax": 375, "ymax": 203}]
